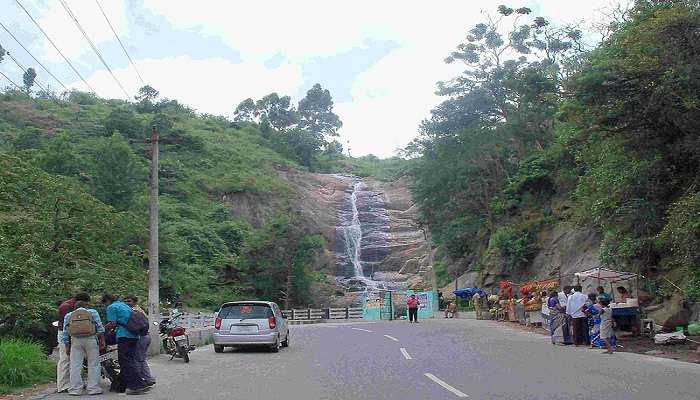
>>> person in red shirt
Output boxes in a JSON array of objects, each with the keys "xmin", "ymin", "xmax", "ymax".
[
  {"xmin": 407, "ymin": 295, "xmax": 420, "ymax": 323},
  {"xmin": 56, "ymin": 292, "xmax": 90, "ymax": 393}
]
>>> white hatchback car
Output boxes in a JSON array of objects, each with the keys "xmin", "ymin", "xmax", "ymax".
[{"xmin": 213, "ymin": 301, "xmax": 289, "ymax": 353}]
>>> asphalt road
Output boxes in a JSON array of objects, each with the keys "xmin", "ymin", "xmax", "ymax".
[{"xmin": 38, "ymin": 318, "xmax": 700, "ymax": 400}]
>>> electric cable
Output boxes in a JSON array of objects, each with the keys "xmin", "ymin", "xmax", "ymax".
[
  {"xmin": 58, "ymin": 0, "xmax": 130, "ymax": 99},
  {"xmin": 4, "ymin": 48, "xmax": 48, "ymax": 93},
  {"xmin": 14, "ymin": 0, "xmax": 95, "ymax": 92},
  {"xmin": 95, "ymin": 0, "xmax": 145, "ymax": 87},
  {"xmin": 0, "ymin": 20, "xmax": 69, "ymax": 91}
]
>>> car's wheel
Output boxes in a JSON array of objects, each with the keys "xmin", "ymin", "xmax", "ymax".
[
  {"xmin": 214, "ymin": 344, "xmax": 224, "ymax": 353},
  {"xmin": 269, "ymin": 335, "xmax": 280, "ymax": 353},
  {"xmin": 281, "ymin": 331, "xmax": 289, "ymax": 348}
]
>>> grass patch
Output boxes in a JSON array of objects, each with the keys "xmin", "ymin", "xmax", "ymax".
[{"xmin": 0, "ymin": 338, "xmax": 55, "ymax": 394}]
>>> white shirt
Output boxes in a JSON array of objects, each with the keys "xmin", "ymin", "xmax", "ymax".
[
  {"xmin": 566, "ymin": 292, "xmax": 588, "ymax": 318},
  {"xmin": 557, "ymin": 291, "xmax": 568, "ymax": 308}
]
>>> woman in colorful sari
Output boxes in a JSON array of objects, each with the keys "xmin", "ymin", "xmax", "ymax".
[
  {"xmin": 548, "ymin": 291, "xmax": 566, "ymax": 345},
  {"xmin": 588, "ymin": 294, "xmax": 616, "ymax": 348}
]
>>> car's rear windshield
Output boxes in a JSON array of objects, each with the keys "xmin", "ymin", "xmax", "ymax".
[{"xmin": 219, "ymin": 304, "xmax": 272, "ymax": 319}]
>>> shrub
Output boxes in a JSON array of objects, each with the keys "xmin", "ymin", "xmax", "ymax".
[{"xmin": 0, "ymin": 338, "xmax": 55, "ymax": 394}]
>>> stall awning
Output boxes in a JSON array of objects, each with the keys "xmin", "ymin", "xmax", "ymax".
[
  {"xmin": 453, "ymin": 288, "xmax": 488, "ymax": 299},
  {"xmin": 576, "ymin": 267, "xmax": 637, "ymax": 281}
]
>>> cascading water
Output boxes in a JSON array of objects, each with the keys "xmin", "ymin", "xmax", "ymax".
[
  {"xmin": 343, "ymin": 181, "xmax": 364, "ymax": 277},
  {"xmin": 335, "ymin": 177, "xmax": 392, "ymax": 292}
]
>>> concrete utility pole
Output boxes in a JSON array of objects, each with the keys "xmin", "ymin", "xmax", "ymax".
[{"xmin": 130, "ymin": 126, "xmax": 164, "ymax": 355}]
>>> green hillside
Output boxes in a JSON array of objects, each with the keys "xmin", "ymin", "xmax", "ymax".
[
  {"xmin": 409, "ymin": 1, "xmax": 700, "ymax": 303},
  {"xmin": 0, "ymin": 85, "xmax": 361, "ymax": 335}
]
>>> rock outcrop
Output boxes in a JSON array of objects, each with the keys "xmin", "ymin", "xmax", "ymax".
[
  {"xmin": 444, "ymin": 222, "xmax": 602, "ymax": 294},
  {"xmin": 222, "ymin": 167, "xmax": 430, "ymax": 297}
]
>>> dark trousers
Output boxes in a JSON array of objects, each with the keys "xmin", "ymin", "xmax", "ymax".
[
  {"xmin": 114, "ymin": 338, "xmax": 146, "ymax": 391},
  {"xmin": 562, "ymin": 318, "xmax": 572, "ymax": 344},
  {"xmin": 408, "ymin": 308, "xmax": 418, "ymax": 322},
  {"xmin": 571, "ymin": 317, "xmax": 589, "ymax": 345}
]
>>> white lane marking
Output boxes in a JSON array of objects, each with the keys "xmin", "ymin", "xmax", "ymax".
[
  {"xmin": 384, "ymin": 334, "xmax": 399, "ymax": 342},
  {"xmin": 424, "ymin": 373, "xmax": 469, "ymax": 398},
  {"xmin": 400, "ymin": 347, "xmax": 413, "ymax": 360},
  {"xmin": 351, "ymin": 327, "xmax": 373, "ymax": 333}
]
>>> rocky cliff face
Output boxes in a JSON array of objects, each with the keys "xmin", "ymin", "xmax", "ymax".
[
  {"xmin": 444, "ymin": 222, "xmax": 603, "ymax": 294},
  {"xmin": 223, "ymin": 166, "xmax": 430, "ymax": 300}
]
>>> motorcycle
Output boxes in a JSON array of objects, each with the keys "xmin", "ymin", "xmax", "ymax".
[
  {"xmin": 52, "ymin": 321, "xmax": 120, "ymax": 382},
  {"xmin": 157, "ymin": 313, "xmax": 195, "ymax": 363}
]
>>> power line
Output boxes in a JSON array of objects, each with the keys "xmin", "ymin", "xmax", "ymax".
[
  {"xmin": 14, "ymin": 0, "xmax": 95, "ymax": 92},
  {"xmin": 95, "ymin": 0, "xmax": 145, "ymax": 87},
  {"xmin": 0, "ymin": 70, "xmax": 23, "ymax": 91},
  {"xmin": 0, "ymin": 20, "xmax": 69, "ymax": 91},
  {"xmin": 0, "ymin": 69, "xmax": 39, "ymax": 104},
  {"xmin": 58, "ymin": 0, "xmax": 130, "ymax": 99},
  {"xmin": 4, "ymin": 49, "xmax": 48, "ymax": 93}
]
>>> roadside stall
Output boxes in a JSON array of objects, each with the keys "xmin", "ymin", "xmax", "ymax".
[
  {"xmin": 453, "ymin": 288, "xmax": 488, "ymax": 319},
  {"xmin": 575, "ymin": 267, "xmax": 641, "ymax": 335},
  {"xmin": 519, "ymin": 278, "xmax": 559, "ymax": 327}
]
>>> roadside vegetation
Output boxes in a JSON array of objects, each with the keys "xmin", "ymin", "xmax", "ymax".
[
  {"xmin": 0, "ymin": 339, "xmax": 55, "ymax": 394},
  {"xmin": 409, "ymin": 1, "xmax": 700, "ymax": 303},
  {"xmin": 0, "ymin": 75, "xmax": 401, "ymax": 344}
]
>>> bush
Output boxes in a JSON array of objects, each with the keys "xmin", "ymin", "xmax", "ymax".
[{"xmin": 0, "ymin": 339, "xmax": 55, "ymax": 394}]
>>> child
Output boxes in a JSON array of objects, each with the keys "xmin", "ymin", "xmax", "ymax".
[{"xmin": 599, "ymin": 298, "xmax": 615, "ymax": 354}]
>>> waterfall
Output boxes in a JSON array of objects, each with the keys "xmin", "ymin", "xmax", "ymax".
[{"xmin": 343, "ymin": 181, "xmax": 364, "ymax": 277}]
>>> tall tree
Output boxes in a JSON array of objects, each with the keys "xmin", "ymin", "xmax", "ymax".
[
  {"xmin": 135, "ymin": 85, "xmax": 159, "ymax": 113},
  {"xmin": 298, "ymin": 83, "xmax": 342, "ymax": 139},
  {"xmin": 22, "ymin": 67, "xmax": 36, "ymax": 95},
  {"xmin": 255, "ymin": 93, "xmax": 298, "ymax": 131},
  {"xmin": 233, "ymin": 98, "xmax": 256, "ymax": 123}
]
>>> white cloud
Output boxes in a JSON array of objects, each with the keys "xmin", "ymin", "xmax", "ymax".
[
  {"xmin": 30, "ymin": 0, "xmax": 129, "ymax": 63},
  {"xmin": 75, "ymin": 56, "xmax": 304, "ymax": 115},
  {"xmin": 18, "ymin": 0, "xmax": 623, "ymax": 157}
]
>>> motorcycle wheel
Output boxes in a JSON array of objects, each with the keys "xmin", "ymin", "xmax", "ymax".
[{"xmin": 178, "ymin": 346, "xmax": 190, "ymax": 363}]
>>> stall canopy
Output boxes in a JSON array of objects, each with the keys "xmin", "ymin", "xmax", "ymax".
[
  {"xmin": 520, "ymin": 278, "xmax": 559, "ymax": 296},
  {"xmin": 576, "ymin": 267, "xmax": 637, "ymax": 282},
  {"xmin": 454, "ymin": 288, "xmax": 488, "ymax": 299}
]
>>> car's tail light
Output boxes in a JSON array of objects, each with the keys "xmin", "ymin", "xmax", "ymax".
[
  {"xmin": 268, "ymin": 316, "xmax": 277, "ymax": 329},
  {"xmin": 215, "ymin": 317, "xmax": 222, "ymax": 330}
]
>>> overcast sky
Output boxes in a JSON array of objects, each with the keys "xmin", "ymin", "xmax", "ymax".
[{"xmin": 0, "ymin": 0, "xmax": 619, "ymax": 157}]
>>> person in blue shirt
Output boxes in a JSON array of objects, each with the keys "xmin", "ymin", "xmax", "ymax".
[{"xmin": 102, "ymin": 293, "xmax": 150, "ymax": 395}]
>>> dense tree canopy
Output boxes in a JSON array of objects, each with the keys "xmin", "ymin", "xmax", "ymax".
[{"xmin": 409, "ymin": 1, "xmax": 700, "ymax": 300}]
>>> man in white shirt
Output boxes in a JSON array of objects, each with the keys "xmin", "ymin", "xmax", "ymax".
[
  {"xmin": 557, "ymin": 285, "xmax": 573, "ymax": 344},
  {"xmin": 566, "ymin": 285, "xmax": 589, "ymax": 346}
]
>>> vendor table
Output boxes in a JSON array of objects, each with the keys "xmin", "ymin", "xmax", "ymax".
[{"xmin": 612, "ymin": 306, "xmax": 641, "ymax": 335}]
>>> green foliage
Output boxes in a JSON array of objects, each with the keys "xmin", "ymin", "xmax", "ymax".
[
  {"xmin": 657, "ymin": 191, "xmax": 700, "ymax": 270},
  {"xmin": 0, "ymin": 339, "xmax": 55, "ymax": 394},
  {"xmin": 298, "ymin": 83, "xmax": 343, "ymax": 138},
  {"xmin": 491, "ymin": 223, "xmax": 537, "ymax": 270},
  {"xmin": 408, "ymin": 2, "xmax": 700, "ymax": 300},
  {"xmin": 91, "ymin": 133, "xmax": 147, "ymax": 210},
  {"xmin": 239, "ymin": 215, "xmax": 325, "ymax": 307},
  {"xmin": 103, "ymin": 108, "xmax": 145, "ymax": 138},
  {"xmin": 22, "ymin": 68, "xmax": 36, "ymax": 95},
  {"xmin": 0, "ymin": 153, "xmax": 145, "ymax": 325}
]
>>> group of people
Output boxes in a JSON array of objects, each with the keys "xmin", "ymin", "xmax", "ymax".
[
  {"xmin": 547, "ymin": 285, "xmax": 618, "ymax": 354},
  {"xmin": 57, "ymin": 292, "xmax": 156, "ymax": 396}
]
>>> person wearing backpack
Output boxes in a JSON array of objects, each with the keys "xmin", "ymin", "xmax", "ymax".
[
  {"xmin": 56, "ymin": 292, "xmax": 90, "ymax": 393},
  {"xmin": 62, "ymin": 300, "xmax": 105, "ymax": 395},
  {"xmin": 102, "ymin": 294, "xmax": 150, "ymax": 395},
  {"xmin": 124, "ymin": 295, "xmax": 156, "ymax": 387}
]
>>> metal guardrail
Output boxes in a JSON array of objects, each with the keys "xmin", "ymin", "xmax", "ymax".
[
  {"xmin": 161, "ymin": 312, "xmax": 216, "ymax": 328},
  {"xmin": 282, "ymin": 307, "xmax": 363, "ymax": 320}
]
